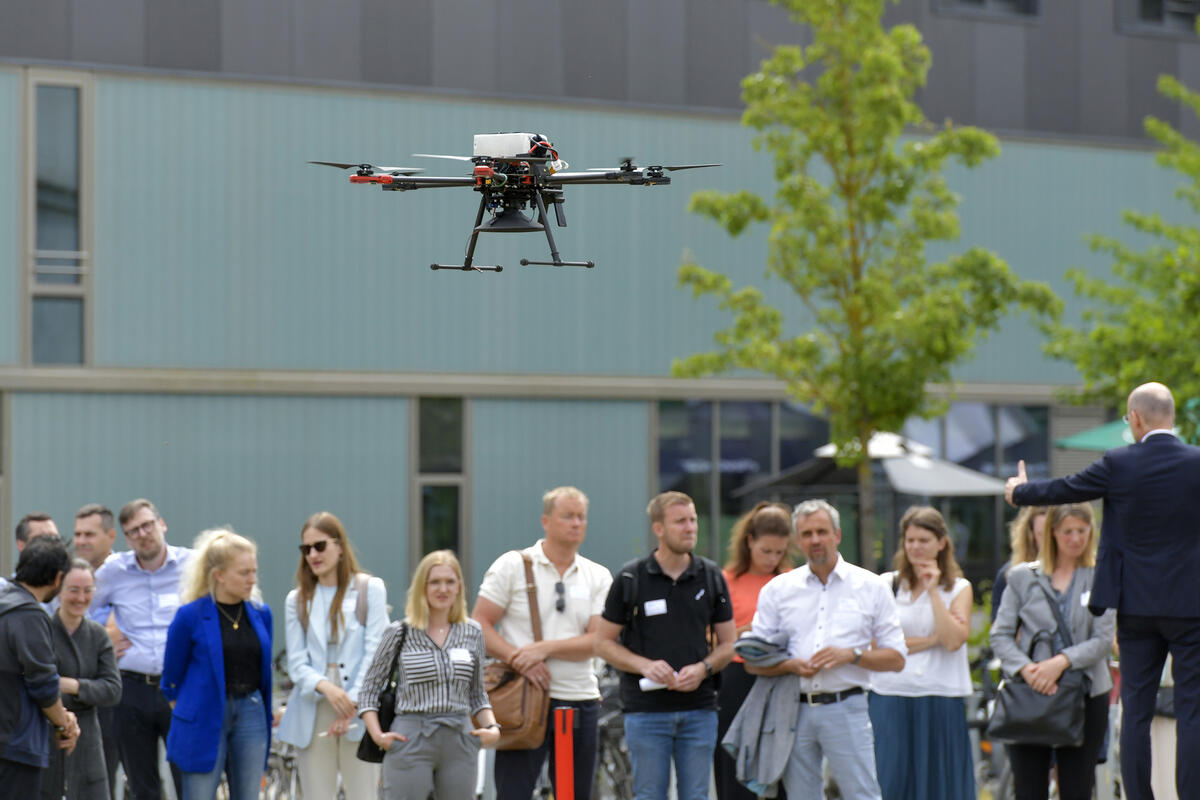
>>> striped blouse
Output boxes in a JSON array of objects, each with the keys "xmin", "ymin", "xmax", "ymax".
[{"xmin": 358, "ymin": 618, "xmax": 491, "ymax": 717}]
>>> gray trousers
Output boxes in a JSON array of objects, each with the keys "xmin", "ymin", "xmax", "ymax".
[{"xmin": 381, "ymin": 714, "xmax": 479, "ymax": 800}]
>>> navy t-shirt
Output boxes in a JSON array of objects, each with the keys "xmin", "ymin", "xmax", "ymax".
[{"xmin": 601, "ymin": 552, "xmax": 731, "ymax": 713}]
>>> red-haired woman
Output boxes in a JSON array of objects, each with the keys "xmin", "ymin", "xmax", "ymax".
[{"xmin": 869, "ymin": 506, "xmax": 975, "ymax": 800}]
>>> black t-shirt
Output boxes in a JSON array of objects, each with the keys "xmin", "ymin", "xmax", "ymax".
[
  {"xmin": 601, "ymin": 551, "xmax": 732, "ymax": 713},
  {"xmin": 216, "ymin": 600, "xmax": 262, "ymax": 697}
]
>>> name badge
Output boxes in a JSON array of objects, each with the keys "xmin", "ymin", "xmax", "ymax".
[
  {"xmin": 567, "ymin": 584, "xmax": 590, "ymax": 600},
  {"xmin": 448, "ymin": 647, "xmax": 472, "ymax": 663},
  {"xmin": 1080, "ymin": 591, "xmax": 1091, "ymax": 608},
  {"xmin": 644, "ymin": 599, "xmax": 667, "ymax": 617},
  {"xmin": 158, "ymin": 592, "xmax": 180, "ymax": 608}
]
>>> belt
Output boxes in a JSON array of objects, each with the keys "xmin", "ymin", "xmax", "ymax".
[
  {"xmin": 799, "ymin": 686, "xmax": 863, "ymax": 706},
  {"xmin": 121, "ymin": 670, "xmax": 161, "ymax": 686}
]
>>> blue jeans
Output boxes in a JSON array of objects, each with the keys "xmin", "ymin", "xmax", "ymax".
[
  {"xmin": 623, "ymin": 709, "xmax": 717, "ymax": 800},
  {"xmin": 180, "ymin": 694, "xmax": 269, "ymax": 800}
]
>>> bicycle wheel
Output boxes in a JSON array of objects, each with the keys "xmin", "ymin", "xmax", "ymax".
[{"xmin": 593, "ymin": 732, "xmax": 633, "ymax": 800}]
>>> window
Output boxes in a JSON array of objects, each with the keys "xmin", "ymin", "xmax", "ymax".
[
  {"xmin": 26, "ymin": 72, "xmax": 91, "ymax": 365},
  {"xmin": 934, "ymin": 0, "xmax": 1039, "ymax": 17},
  {"xmin": 1121, "ymin": 0, "xmax": 1200, "ymax": 35},
  {"xmin": 411, "ymin": 398, "xmax": 468, "ymax": 569}
]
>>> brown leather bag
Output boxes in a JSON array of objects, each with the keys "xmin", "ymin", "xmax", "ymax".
[{"xmin": 483, "ymin": 552, "xmax": 550, "ymax": 750}]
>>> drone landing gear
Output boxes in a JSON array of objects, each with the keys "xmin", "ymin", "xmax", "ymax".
[
  {"xmin": 431, "ymin": 196, "xmax": 504, "ymax": 273},
  {"xmin": 520, "ymin": 194, "xmax": 594, "ymax": 268},
  {"xmin": 520, "ymin": 258, "xmax": 594, "ymax": 268}
]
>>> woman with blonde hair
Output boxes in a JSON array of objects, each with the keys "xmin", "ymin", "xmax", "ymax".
[
  {"xmin": 360, "ymin": 550, "xmax": 500, "ymax": 800},
  {"xmin": 277, "ymin": 511, "xmax": 388, "ymax": 798},
  {"xmin": 992, "ymin": 505, "xmax": 1049, "ymax": 622},
  {"xmin": 162, "ymin": 529, "xmax": 272, "ymax": 800},
  {"xmin": 715, "ymin": 502, "xmax": 793, "ymax": 800},
  {"xmin": 870, "ymin": 506, "xmax": 974, "ymax": 799},
  {"xmin": 991, "ymin": 503, "xmax": 1116, "ymax": 800}
]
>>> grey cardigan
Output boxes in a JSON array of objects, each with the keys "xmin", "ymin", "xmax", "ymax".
[{"xmin": 990, "ymin": 562, "xmax": 1115, "ymax": 697}]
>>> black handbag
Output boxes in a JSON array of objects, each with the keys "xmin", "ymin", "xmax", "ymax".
[
  {"xmin": 987, "ymin": 583, "xmax": 1091, "ymax": 748},
  {"xmin": 356, "ymin": 622, "xmax": 407, "ymax": 763}
]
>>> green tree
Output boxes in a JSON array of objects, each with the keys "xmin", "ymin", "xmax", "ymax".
[
  {"xmin": 673, "ymin": 0, "xmax": 1060, "ymax": 563},
  {"xmin": 1044, "ymin": 73, "xmax": 1200, "ymax": 442}
]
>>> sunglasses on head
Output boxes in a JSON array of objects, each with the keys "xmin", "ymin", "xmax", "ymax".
[{"xmin": 299, "ymin": 540, "xmax": 332, "ymax": 556}]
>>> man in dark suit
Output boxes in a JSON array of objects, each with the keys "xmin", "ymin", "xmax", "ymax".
[{"xmin": 1005, "ymin": 382, "xmax": 1200, "ymax": 800}]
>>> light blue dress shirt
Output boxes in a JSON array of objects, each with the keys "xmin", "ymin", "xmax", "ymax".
[{"xmin": 89, "ymin": 545, "xmax": 192, "ymax": 675}]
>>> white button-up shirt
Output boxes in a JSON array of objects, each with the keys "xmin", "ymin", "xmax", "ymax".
[{"xmin": 751, "ymin": 554, "xmax": 906, "ymax": 694}]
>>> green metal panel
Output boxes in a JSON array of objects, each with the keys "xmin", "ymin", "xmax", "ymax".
[
  {"xmin": 8, "ymin": 392, "xmax": 410, "ymax": 641},
  {"xmin": 87, "ymin": 73, "xmax": 1182, "ymax": 385},
  {"xmin": 0, "ymin": 68, "xmax": 21, "ymax": 364},
  {"xmin": 469, "ymin": 398, "xmax": 650, "ymax": 590}
]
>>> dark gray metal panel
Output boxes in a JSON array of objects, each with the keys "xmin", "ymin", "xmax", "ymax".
[
  {"xmin": 1025, "ymin": 0, "xmax": 1079, "ymax": 134},
  {"xmin": 361, "ymin": 0, "xmax": 432, "ymax": 87},
  {"xmin": 1177, "ymin": 45, "xmax": 1200, "ymax": 142},
  {"xmin": 430, "ymin": 0, "xmax": 499, "ymax": 93},
  {"xmin": 973, "ymin": 20, "xmax": 1027, "ymax": 131},
  {"xmin": 0, "ymin": 0, "xmax": 71, "ymax": 60},
  {"xmin": 1126, "ymin": 35, "xmax": 1179, "ymax": 140},
  {"xmin": 919, "ymin": 13, "xmax": 977, "ymax": 127},
  {"xmin": 145, "ymin": 0, "xmax": 221, "ymax": 72},
  {"xmin": 745, "ymin": 1, "xmax": 807, "ymax": 79},
  {"xmin": 293, "ymin": 0, "xmax": 361, "ymax": 81},
  {"xmin": 73, "ymin": 0, "xmax": 146, "ymax": 67},
  {"xmin": 220, "ymin": 0, "xmax": 293, "ymax": 77},
  {"xmin": 686, "ymin": 0, "xmax": 747, "ymax": 108},
  {"xmin": 626, "ymin": 0, "xmax": 687, "ymax": 106},
  {"xmin": 496, "ymin": 0, "xmax": 565, "ymax": 97},
  {"xmin": 561, "ymin": 0, "xmax": 627, "ymax": 101},
  {"xmin": 1078, "ymin": 0, "xmax": 1129, "ymax": 138}
]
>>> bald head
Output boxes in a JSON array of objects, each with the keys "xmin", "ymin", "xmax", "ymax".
[{"xmin": 1128, "ymin": 382, "xmax": 1175, "ymax": 431}]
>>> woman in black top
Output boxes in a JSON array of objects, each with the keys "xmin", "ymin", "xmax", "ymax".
[
  {"xmin": 162, "ymin": 529, "xmax": 273, "ymax": 800},
  {"xmin": 42, "ymin": 559, "xmax": 121, "ymax": 800}
]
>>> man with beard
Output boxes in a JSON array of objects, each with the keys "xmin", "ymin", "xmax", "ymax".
[
  {"xmin": 596, "ymin": 491, "xmax": 735, "ymax": 800},
  {"xmin": 746, "ymin": 499, "xmax": 905, "ymax": 800},
  {"xmin": 89, "ymin": 499, "xmax": 191, "ymax": 800},
  {"xmin": 0, "ymin": 536, "xmax": 81, "ymax": 795}
]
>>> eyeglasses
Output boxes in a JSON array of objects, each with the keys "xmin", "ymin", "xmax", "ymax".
[
  {"xmin": 299, "ymin": 540, "xmax": 331, "ymax": 557},
  {"xmin": 124, "ymin": 519, "xmax": 158, "ymax": 538},
  {"xmin": 555, "ymin": 581, "xmax": 565, "ymax": 613}
]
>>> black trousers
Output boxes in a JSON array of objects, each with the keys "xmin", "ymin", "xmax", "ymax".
[
  {"xmin": 1117, "ymin": 613, "xmax": 1200, "ymax": 800},
  {"xmin": 1007, "ymin": 692, "xmax": 1109, "ymax": 800},
  {"xmin": 116, "ymin": 673, "xmax": 182, "ymax": 800},
  {"xmin": 494, "ymin": 698, "xmax": 600, "ymax": 800},
  {"xmin": 714, "ymin": 661, "xmax": 787, "ymax": 800},
  {"xmin": 0, "ymin": 758, "xmax": 42, "ymax": 797}
]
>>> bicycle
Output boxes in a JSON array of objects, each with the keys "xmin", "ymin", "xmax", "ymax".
[{"xmin": 592, "ymin": 666, "xmax": 633, "ymax": 800}]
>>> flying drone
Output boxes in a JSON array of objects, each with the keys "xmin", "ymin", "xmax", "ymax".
[{"xmin": 312, "ymin": 133, "xmax": 718, "ymax": 273}]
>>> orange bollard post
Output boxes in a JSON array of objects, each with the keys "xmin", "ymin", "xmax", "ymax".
[{"xmin": 554, "ymin": 705, "xmax": 576, "ymax": 800}]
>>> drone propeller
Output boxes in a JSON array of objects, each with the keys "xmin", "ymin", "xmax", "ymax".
[
  {"xmin": 309, "ymin": 161, "xmax": 423, "ymax": 176},
  {"xmin": 585, "ymin": 159, "xmax": 720, "ymax": 172},
  {"xmin": 412, "ymin": 153, "xmax": 475, "ymax": 162}
]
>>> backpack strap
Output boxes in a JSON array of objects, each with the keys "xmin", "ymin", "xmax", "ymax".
[{"xmin": 355, "ymin": 573, "xmax": 370, "ymax": 628}]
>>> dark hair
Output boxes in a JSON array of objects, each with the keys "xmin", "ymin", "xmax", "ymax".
[
  {"xmin": 724, "ymin": 502, "xmax": 793, "ymax": 578},
  {"xmin": 15, "ymin": 512, "xmax": 53, "ymax": 544},
  {"xmin": 118, "ymin": 498, "xmax": 160, "ymax": 528},
  {"xmin": 295, "ymin": 511, "xmax": 363, "ymax": 644},
  {"xmin": 15, "ymin": 536, "xmax": 71, "ymax": 587},
  {"xmin": 892, "ymin": 506, "xmax": 962, "ymax": 592},
  {"xmin": 75, "ymin": 503, "xmax": 115, "ymax": 531}
]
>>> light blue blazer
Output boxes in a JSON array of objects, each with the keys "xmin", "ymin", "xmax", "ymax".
[
  {"xmin": 161, "ymin": 595, "xmax": 273, "ymax": 773},
  {"xmin": 276, "ymin": 575, "xmax": 388, "ymax": 747}
]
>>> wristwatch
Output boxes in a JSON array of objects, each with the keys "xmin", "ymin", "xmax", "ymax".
[
  {"xmin": 703, "ymin": 660, "xmax": 714, "ymax": 676},
  {"xmin": 851, "ymin": 647, "xmax": 864, "ymax": 665}
]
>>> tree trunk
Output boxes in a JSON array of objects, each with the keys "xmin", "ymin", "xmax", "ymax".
[{"xmin": 857, "ymin": 456, "xmax": 875, "ymax": 569}]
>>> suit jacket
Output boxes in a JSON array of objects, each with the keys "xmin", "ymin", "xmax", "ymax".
[
  {"xmin": 1013, "ymin": 433, "xmax": 1200, "ymax": 617},
  {"xmin": 161, "ymin": 595, "xmax": 273, "ymax": 773},
  {"xmin": 276, "ymin": 576, "xmax": 388, "ymax": 747},
  {"xmin": 989, "ymin": 563, "xmax": 1115, "ymax": 697},
  {"xmin": 42, "ymin": 614, "xmax": 122, "ymax": 800}
]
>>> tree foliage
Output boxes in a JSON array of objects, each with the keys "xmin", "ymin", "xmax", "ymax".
[
  {"xmin": 673, "ymin": 0, "xmax": 1060, "ymax": 561},
  {"xmin": 1044, "ymin": 73, "xmax": 1200, "ymax": 441}
]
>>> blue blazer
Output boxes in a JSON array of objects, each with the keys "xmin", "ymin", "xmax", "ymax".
[
  {"xmin": 161, "ymin": 595, "xmax": 273, "ymax": 773},
  {"xmin": 1013, "ymin": 433, "xmax": 1200, "ymax": 618}
]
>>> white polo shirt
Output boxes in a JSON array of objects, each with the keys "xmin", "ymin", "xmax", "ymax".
[{"xmin": 477, "ymin": 540, "xmax": 613, "ymax": 701}]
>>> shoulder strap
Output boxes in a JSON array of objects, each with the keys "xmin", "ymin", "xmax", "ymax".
[
  {"xmin": 891, "ymin": 571, "xmax": 901, "ymax": 596},
  {"xmin": 1034, "ymin": 580, "xmax": 1075, "ymax": 649},
  {"xmin": 355, "ymin": 573, "xmax": 369, "ymax": 627},
  {"xmin": 521, "ymin": 552, "xmax": 543, "ymax": 643},
  {"xmin": 389, "ymin": 622, "xmax": 407, "ymax": 683}
]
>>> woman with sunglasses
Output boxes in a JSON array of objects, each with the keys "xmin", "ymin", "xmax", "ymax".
[{"xmin": 277, "ymin": 512, "xmax": 388, "ymax": 799}]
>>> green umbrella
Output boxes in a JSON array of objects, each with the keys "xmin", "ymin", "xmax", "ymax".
[{"xmin": 1054, "ymin": 420, "xmax": 1134, "ymax": 451}]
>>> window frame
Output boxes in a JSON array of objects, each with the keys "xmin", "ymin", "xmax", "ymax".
[
  {"xmin": 23, "ymin": 68, "xmax": 94, "ymax": 366},
  {"xmin": 931, "ymin": 0, "xmax": 1041, "ymax": 24},
  {"xmin": 408, "ymin": 397, "xmax": 471, "ymax": 579},
  {"xmin": 1116, "ymin": 0, "xmax": 1200, "ymax": 39}
]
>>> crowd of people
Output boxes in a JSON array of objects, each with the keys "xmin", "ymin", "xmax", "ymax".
[{"xmin": 0, "ymin": 379, "xmax": 1195, "ymax": 800}]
